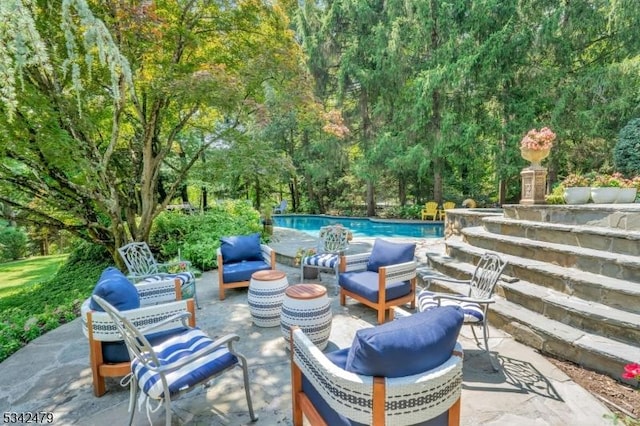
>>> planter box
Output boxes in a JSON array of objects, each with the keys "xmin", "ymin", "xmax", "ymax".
[
  {"xmin": 590, "ymin": 187, "xmax": 620, "ymax": 204},
  {"xmin": 616, "ymin": 187, "xmax": 637, "ymax": 203},
  {"xmin": 563, "ymin": 187, "xmax": 591, "ymax": 205}
]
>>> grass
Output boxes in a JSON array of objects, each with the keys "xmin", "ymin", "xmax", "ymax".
[{"xmin": 0, "ymin": 255, "xmax": 68, "ymax": 298}]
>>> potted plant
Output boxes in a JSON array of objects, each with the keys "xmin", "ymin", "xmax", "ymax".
[
  {"xmin": 519, "ymin": 127, "xmax": 556, "ymax": 168},
  {"xmin": 294, "ymin": 247, "xmax": 318, "ymax": 279},
  {"xmin": 262, "ymin": 208, "xmax": 274, "ymax": 235},
  {"xmin": 613, "ymin": 173, "xmax": 638, "ymax": 203},
  {"xmin": 561, "ymin": 173, "xmax": 591, "ymax": 204},
  {"xmin": 590, "ymin": 173, "xmax": 621, "ymax": 204}
]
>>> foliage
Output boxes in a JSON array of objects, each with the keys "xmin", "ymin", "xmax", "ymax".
[
  {"xmin": 614, "ymin": 119, "xmax": 640, "ymax": 177},
  {"xmin": 294, "ymin": 247, "xmax": 316, "ymax": 266},
  {"xmin": 561, "ymin": 173, "xmax": 591, "ymax": 187},
  {"xmin": 0, "ymin": 226, "xmax": 28, "ymax": 261},
  {"xmin": 0, "ymin": 0, "xmax": 306, "ymax": 263},
  {"xmin": 545, "ymin": 185, "xmax": 566, "ymax": 205},
  {"xmin": 150, "ymin": 200, "xmax": 265, "ymax": 271},
  {"xmin": 591, "ymin": 174, "xmax": 622, "ymax": 188},
  {"xmin": 0, "ymin": 242, "xmax": 110, "ymax": 362}
]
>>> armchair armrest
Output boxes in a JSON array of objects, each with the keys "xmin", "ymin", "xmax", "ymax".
[
  {"xmin": 260, "ymin": 244, "xmax": 276, "ymax": 268},
  {"xmin": 134, "ymin": 278, "xmax": 182, "ymax": 305},
  {"xmin": 82, "ymin": 299, "xmax": 196, "ymax": 342},
  {"xmin": 379, "ymin": 260, "xmax": 417, "ymax": 283},
  {"xmin": 433, "ymin": 293, "xmax": 495, "ymax": 305},
  {"xmin": 340, "ymin": 252, "xmax": 371, "ymax": 273}
]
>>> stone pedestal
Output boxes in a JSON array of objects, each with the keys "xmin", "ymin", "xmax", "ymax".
[{"xmin": 520, "ymin": 168, "xmax": 547, "ymax": 205}]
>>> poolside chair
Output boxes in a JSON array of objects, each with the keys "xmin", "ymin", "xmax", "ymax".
[
  {"xmin": 439, "ymin": 201, "xmax": 456, "ymax": 220},
  {"xmin": 418, "ymin": 252, "xmax": 507, "ymax": 371},
  {"xmin": 217, "ymin": 233, "xmax": 276, "ymax": 300},
  {"xmin": 421, "ymin": 201, "xmax": 440, "ymax": 220},
  {"xmin": 338, "ymin": 239, "xmax": 417, "ymax": 324},
  {"xmin": 81, "ymin": 267, "xmax": 196, "ymax": 397},
  {"xmin": 290, "ymin": 306, "xmax": 464, "ymax": 425},
  {"xmin": 91, "ymin": 295, "xmax": 258, "ymax": 426},
  {"xmin": 118, "ymin": 241, "xmax": 199, "ymax": 308},
  {"xmin": 300, "ymin": 224, "xmax": 350, "ymax": 286},
  {"xmin": 273, "ymin": 200, "xmax": 287, "ymax": 214}
]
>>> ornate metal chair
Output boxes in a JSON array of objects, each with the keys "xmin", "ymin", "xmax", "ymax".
[
  {"xmin": 300, "ymin": 224, "xmax": 350, "ymax": 285},
  {"xmin": 418, "ymin": 252, "xmax": 507, "ymax": 370},
  {"xmin": 118, "ymin": 241, "xmax": 199, "ymax": 308},
  {"xmin": 91, "ymin": 295, "xmax": 258, "ymax": 426},
  {"xmin": 81, "ymin": 268, "xmax": 196, "ymax": 397}
]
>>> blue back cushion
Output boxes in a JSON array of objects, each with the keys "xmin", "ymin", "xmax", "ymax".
[
  {"xmin": 366, "ymin": 239, "xmax": 415, "ymax": 272},
  {"xmin": 220, "ymin": 233, "xmax": 263, "ymax": 263},
  {"xmin": 89, "ymin": 267, "xmax": 140, "ymax": 312},
  {"xmin": 345, "ymin": 306, "xmax": 464, "ymax": 378}
]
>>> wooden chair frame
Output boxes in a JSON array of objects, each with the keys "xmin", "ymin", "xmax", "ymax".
[{"xmin": 421, "ymin": 201, "xmax": 440, "ymax": 220}]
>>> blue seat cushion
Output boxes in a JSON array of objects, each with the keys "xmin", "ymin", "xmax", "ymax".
[
  {"xmin": 344, "ymin": 306, "xmax": 464, "ymax": 378},
  {"xmin": 133, "ymin": 328, "xmax": 238, "ymax": 399},
  {"xmin": 102, "ymin": 326, "xmax": 190, "ymax": 363},
  {"xmin": 302, "ymin": 253, "xmax": 340, "ymax": 269},
  {"xmin": 301, "ymin": 348, "xmax": 449, "ymax": 425},
  {"xmin": 89, "ymin": 267, "xmax": 140, "ymax": 311},
  {"xmin": 339, "ymin": 271, "xmax": 411, "ymax": 303},
  {"xmin": 366, "ymin": 239, "xmax": 415, "ymax": 272},
  {"xmin": 220, "ymin": 233, "xmax": 263, "ymax": 263},
  {"xmin": 418, "ymin": 290, "xmax": 484, "ymax": 323},
  {"xmin": 222, "ymin": 260, "xmax": 271, "ymax": 283}
]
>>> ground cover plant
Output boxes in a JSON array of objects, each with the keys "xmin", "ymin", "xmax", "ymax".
[{"xmin": 0, "ymin": 243, "xmax": 110, "ymax": 362}]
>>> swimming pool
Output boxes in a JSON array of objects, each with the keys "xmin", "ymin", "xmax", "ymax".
[{"xmin": 273, "ymin": 215, "xmax": 444, "ymax": 238}]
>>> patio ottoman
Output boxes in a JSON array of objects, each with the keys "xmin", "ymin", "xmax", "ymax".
[
  {"xmin": 281, "ymin": 283, "xmax": 332, "ymax": 350},
  {"xmin": 248, "ymin": 270, "xmax": 289, "ymax": 327}
]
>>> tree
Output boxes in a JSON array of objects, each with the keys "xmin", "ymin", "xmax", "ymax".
[
  {"xmin": 0, "ymin": 0, "xmax": 304, "ymax": 262},
  {"xmin": 614, "ymin": 118, "xmax": 640, "ymax": 176}
]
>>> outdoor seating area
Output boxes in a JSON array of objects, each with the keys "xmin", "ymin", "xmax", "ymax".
[{"xmin": 0, "ymin": 229, "xmax": 615, "ymax": 425}]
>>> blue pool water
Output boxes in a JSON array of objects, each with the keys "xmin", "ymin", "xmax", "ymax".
[{"xmin": 273, "ymin": 215, "xmax": 443, "ymax": 238}]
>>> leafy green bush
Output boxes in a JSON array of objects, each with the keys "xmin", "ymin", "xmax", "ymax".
[
  {"xmin": 614, "ymin": 118, "xmax": 640, "ymax": 176},
  {"xmin": 0, "ymin": 226, "xmax": 28, "ymax": 261},
  {"xmin": 150, "ymin": 200, "xmax": 265, "ymax": 270},
  {"xmin": 545, "ymin": 184, "xmax": 566, "ymax": 204},
  {"xmin": 0, "ymin": 241, "xmax": 111, "ymax": 362}
]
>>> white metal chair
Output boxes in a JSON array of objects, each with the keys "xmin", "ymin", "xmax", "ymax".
[
  {"xmin": 300, "ymin": 224, "xmax": 350, "ymax": 285},
  {"xmin": 418, "ymin": 252, "xmax": 507, "ymax": 370},
  {"xmin": 91, "ymin": 295, "xmax": 258, "ymax": 426},
  {"xmin": 118, "ymin": 241, "xmax": 199, "ymax": 308}
]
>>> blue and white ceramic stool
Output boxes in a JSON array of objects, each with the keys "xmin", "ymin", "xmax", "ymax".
[
  {"xmin": 248, "ymin": 270, "xmax": 289, "ymax": 327},
  {"xmin": 281, "ymin": 283, "xmax": 332, "ymax": 350}
]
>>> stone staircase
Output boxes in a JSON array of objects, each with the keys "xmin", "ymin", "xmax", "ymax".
[{"xmin": 419, "ymin": 204, "xmax": 640, "ymax": 383}]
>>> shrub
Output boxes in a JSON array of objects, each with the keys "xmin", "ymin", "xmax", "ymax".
[
  {"xmin": 614, "ymin": 118, "xmax": 640, "ymax": 176},
  {"xmin": 0, "ymin": 226, "xmax": 28, "ymax": 261},
  {"xmin": 561, "ymin": 173, "xmax": 590, "ymax": 187},
  {"xmin": 545, "ymin": 185, "xmax": 566, "ymax": 204},
  {"xmin": 150, "ymin": 200, "xmax": 264, "ymax": 270}
]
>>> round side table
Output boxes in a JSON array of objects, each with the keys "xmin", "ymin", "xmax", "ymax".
[
  {"xmin": 281, "ymin": 283, "xmax": 332, "ymax": 350},
  {"xmin": 248, "ymin": 270, "xmax": 289, "ymax": 327}
]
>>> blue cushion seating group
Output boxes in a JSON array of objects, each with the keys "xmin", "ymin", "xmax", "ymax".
[
  {"xmin": 133, "ymin": 328, "xmax": 238, "ymax": 399},
  {"xmin": 302, "ymin": 306, "xmax": 465, "ymax": 425},
  {"xmin": 418, "ymin": 290, "xmax": 484, "ymax": 323},
  {"xmin": 220, "ymin": 233, "xmax": 270, "ymax": 283},
  {"xmin": 339, "ymin": 239, "xmax": 416, "ymax": 303}
]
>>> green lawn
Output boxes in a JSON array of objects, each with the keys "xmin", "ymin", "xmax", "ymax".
[{"xmin": 0, "ymin": 255, "xmax": 68, "ymax": 299}]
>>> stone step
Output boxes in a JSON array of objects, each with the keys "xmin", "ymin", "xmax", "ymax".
[
  {"xmin": 499, "ymin": 279, "xmax": 640, "ymax": 346},
  {"xmin": 440, "ymin": 239, "xmax": 640, "ymax": 315},
  {"xmin": 483, "ymin": 216, "xmax": 640, "ymax": 256},
  {"xmin": 461, "ymin": 226, "xmax": 640, "ymax": 283},
  {"xmin": 416, "ymin": 262, "xmax": 638, "ymax": 381},
  {"xmin": 501, "ymin": 203, "xmax": 640, "ymax": 230}
]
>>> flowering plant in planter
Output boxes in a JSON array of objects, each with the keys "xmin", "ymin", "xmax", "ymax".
[
  {"xmin": 622, "ymin": 362, "xmax": 640, "ymax": 381},
  {"xmin": 561, "ymin": 173, "xmax": 590, "ymax": 188},
  {"xmin": 591, "ymin": 173, "xmax": 621, "ymax": 188},
  {"xmin": 294, "ymin": 247, "xmax": 316, "ymax": 266},
  {"xmin": 520, "ymin": 127, "xmax": 556, "ymax": 151}
]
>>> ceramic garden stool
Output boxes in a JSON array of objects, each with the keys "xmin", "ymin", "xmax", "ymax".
[
  {"xmin": 281, "ymin": 283, "xmax": 332, "ymax": 350},
  {"xmin": 248, "ymin": 270, "xmax": 289, "ymax": 327}
]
